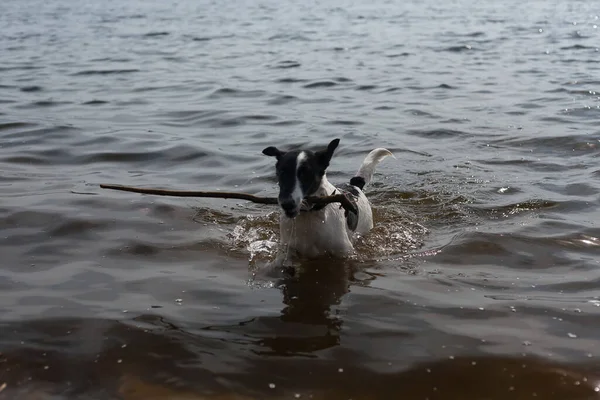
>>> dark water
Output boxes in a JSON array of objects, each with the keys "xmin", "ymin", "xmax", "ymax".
[{"xmin": 1, "ymin": 0, "xmax": 600, "ymax": 398}]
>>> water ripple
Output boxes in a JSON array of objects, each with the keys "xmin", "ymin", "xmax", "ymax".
[
  {"xmin": 303, "ymin": 80, "xmax": 339, "ymax": 89},
  {"xmin": 71, "ymin": 69, "xmax": 140, "ymax": 76},
  {"xmin": 1, "ymin": 0, "xmax": 600, "ymax": 397}
]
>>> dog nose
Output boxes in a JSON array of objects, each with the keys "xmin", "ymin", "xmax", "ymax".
[{"xmin": 279, "ymin": 199, "xmax": 296, "ymax": 212}]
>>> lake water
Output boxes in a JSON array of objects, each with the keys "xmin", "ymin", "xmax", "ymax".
[{"xmin": 1, "ymin": 0, "xmax": 600, "ymax": 398}]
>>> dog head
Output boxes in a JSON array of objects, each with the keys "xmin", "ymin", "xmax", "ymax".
[{"xmin": 263, "ymin": 138, "xmax": 340, "ymax": 218}]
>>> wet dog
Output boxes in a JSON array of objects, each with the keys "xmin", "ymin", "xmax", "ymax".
[{"xmin": 262, "ymin": 138, "xmax": 394, "ymax": 267}]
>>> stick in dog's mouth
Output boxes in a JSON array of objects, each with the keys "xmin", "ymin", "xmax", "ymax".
[{"xmin": 99, "ymin": 184, "xmax": 358, "ymax": 215}]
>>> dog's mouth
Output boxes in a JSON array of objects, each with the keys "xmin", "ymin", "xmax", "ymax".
[
  {"xmin": 280, "ymin": 200, "xmax": 309, "ymax": 219},
  {"xmin": 283, "ymin": 211, "xmax": 298, "ymax": 218},
  {"xmin": 283, "ymin": 209, "xmax": 299, "ymax": 219}
]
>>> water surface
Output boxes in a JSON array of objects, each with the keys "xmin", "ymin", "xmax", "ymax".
[{"xmin": 1, "ymin": 0, "xmax": 600, "ymax": 398}]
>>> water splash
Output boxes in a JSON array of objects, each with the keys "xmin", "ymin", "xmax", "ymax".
[
  {"xmin": 228, "ymin": 211, "xmax": 280, "ymax": 266},
  {"xmin": 353, "ymin": 205, "xmax": 429, "ymax": 261},
  {"xmin": 228, "ymin": 201, "xmax": 429, "ymax": 267}
]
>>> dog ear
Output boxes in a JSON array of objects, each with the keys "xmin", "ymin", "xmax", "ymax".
[
  {"xmin": 262, "ymin": 146, "xmax": 284, "ymax": 160},
  {"xmin": 316, "ymin": 138, "xmax": 340, "ymax": 170}
]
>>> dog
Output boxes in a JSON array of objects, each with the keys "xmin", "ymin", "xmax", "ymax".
[{"xmin": 262, "ymin": 138, "xmax": 394, "ymax": 267}]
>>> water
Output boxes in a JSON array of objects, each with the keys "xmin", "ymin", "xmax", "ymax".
[{"xmin": 1, "ymin": 0, "xmax": 600, "ymax": 398}]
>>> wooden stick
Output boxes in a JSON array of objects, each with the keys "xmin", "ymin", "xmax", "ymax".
[
  {"xmin": 100, "ymin": 183, "xmax": 278, "ymax": 204},
  {"xmin": 99, "ymin": 184, "xmax": 357, "ymax": 214}
]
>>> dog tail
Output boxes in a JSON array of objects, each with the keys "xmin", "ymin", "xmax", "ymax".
[{"xmin": 349, "ymin": 148, "xmax": 395, "ymax": 190}]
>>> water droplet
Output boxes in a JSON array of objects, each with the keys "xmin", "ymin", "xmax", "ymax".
[
  {"xmin": 121, "ymin": 344, "xmax": 127, "ymax": 348},
  {"xmin": 175, "ymin": 298, "xmax": 183, "ymax": 303},
  {"xmin": 509, "ymin": 386, "xmax": 515, "ymax": 391},
  {"xmin": 338, "ymin": 368, "xmax": 344, "ymax": 373},
  {"xmin": 567, "ymin": 333, "xmax": 577, "ymax": 338},
  {"xmin": 269, "ymin": 383, "xmax": 276, "ymax": 389},
  {"xmin": 595, "ymin": 386, "xmax": 599, "ymax": 392},
  {"xmin": 294, "ymin": 394, "xmax": 301, "ymax": 399},
  {"xmin": 43, "ymin": 366, "xmax": 49, "ymax": 370},
  {"xmin": 449, "ymin": 355, "xmax": 455, "ymax": 360},
  {"xmin": 478, "ymin": 307, "xmax": 484, "ymax": 311},
  {"xmin": 117, "ymin": 359, "xmax": 122, "ymax": 364},
  {"xmin": 523, "ymin": 341, "xmax": 532, "ymax": 346},
  {"xmin": 471, "ymin": 361, "xmax": 477, "ymax": 366},
  {"xmin": 575, "ymin": 381, "xmax": 580, "ymax": 386}
]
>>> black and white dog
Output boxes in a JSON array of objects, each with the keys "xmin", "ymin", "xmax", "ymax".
[{"xmin": 263, "ymin": 138, "xmax": 394, "ymax": 267}]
